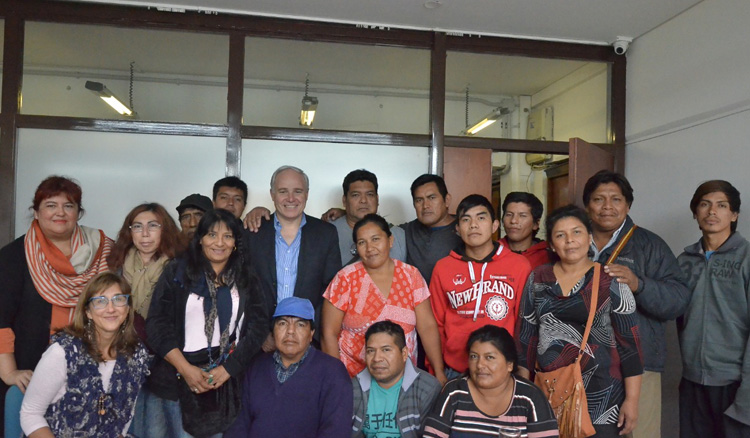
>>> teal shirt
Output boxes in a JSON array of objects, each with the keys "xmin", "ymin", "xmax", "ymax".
[{"xmin": 362, "ymin": 377, "xmax": 404, "ymax": 438}]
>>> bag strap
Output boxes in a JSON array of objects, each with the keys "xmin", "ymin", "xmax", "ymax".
[
  {"xmin": 605, "ymin": 225, "xmax": 638, "ymax": 265},
  {"xmin": 577, "ymin": 263, "xmax": 600, "ymax": 359}
]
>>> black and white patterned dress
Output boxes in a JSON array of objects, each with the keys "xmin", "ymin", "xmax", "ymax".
[{"xmin": 518, "ymin": 265, "xmax": 643, "ymax": 435}]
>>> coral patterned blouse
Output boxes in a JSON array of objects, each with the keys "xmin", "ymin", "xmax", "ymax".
[{"xmin": 323, "ymin": 259, "xmax": 430, "ymax": 377}]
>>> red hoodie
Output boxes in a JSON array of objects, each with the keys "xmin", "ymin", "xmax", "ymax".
[
  {"xmin": 498, "ymin": 237, "xmax": 552, "ymax": 269},
  {"xmin": 429, "ymin": 242, "xmax": 531, "ymax": 372}
]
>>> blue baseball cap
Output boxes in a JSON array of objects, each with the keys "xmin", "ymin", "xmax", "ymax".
[{"xmin": 273, "ymin": 297, "xmax": 315, "ymax": 321}]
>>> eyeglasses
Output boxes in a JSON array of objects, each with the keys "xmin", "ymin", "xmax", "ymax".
[
  {"xmin": 129, "ymin": 222, "xmax": 162, "ymax": 233},
  {"xmin": 88, "ymin": 294, "xmax": 130, "ymax": 310}
]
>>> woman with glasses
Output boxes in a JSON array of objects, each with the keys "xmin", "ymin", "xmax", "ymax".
[
  {"xmin": 109, "ymin": 203, "xmax": 184, "ymax": 326},
  {"xmin": 0, "ymin": 176, "xmax": 113, "ymax": 438},
  {"xmin": 108, "ymin": 203, "xmax": 184, "ymax": 438},
  {"xmin": 146, "ymin": 209, "xmax": 269, "ymax": 438},
  {"xmin": 19, "ymin": 272, "xmax": 150, "ymax": 438}
]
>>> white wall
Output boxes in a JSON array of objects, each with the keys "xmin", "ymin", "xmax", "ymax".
[
  {"xmin": 15, "ymin": 129, "xmax": 227, "ymax": 238},
  {"xmin": 240, "ymin": 140, "xmax": 428, "ymax": 226},
  {"xmin": 626, "ymin": 0, "xmax": 750, "ymax": 253},
  {"xmin": 625, "ymin": 2, "xmax": 750, "ymax": 436},
  {"xmin": 532, "ymin": 62, "xmax": 609, "ymax": 144},
  {"xmin": 14, "ymin": 130, "xmax": 429, "ymax": 239}
]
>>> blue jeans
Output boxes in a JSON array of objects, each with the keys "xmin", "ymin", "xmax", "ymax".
[
  {"xmin": 444, "ymin": 366, "xmax": 464, "ymax": 381},
  {"xmin": 4, "ymin": 385, "xmax": 23, "ymax": 438},
  {"xmin": 128, "ymin": 389, "xmax": 222, "ymax": 438}
]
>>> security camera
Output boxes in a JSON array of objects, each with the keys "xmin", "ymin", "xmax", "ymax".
[{"xmin": 612, "ymin": 36, "xmax": 632, "ymax": 55}]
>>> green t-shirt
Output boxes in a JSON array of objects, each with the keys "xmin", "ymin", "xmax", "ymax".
[{"xmin": 362, "ymin": 377, "xmax": 404, "ymax": 438}]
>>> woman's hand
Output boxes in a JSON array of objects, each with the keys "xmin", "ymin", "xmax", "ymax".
[
  {"xmin": 1, "ymin": 369, "xmax": 33, "ymax": 393},
  {"xmin": 321, "ymin": 300, "xmax": 344, "ymax": 359},
  {"xmin": 434, "ymin": 369, "xmax": 448, "ymax": 387},
  {"xmin": 206, "ymin": 365, "xmax": 230, "ymax": 390},
  {"xmin": 0, "ymin": 354, "xmax": 33, "ymax": 393},
  {"xmin": 261, "ymin": 333, "xmax": 276, "ymax": 353},
  {"xmin": 414, "ymin": 299, "xmax": 447, "ymax": 387},
  {"xmin": 180, "ymin": 364, "xmax": 212, "ymax": 394},
  {"xmin": 617, "ymin": 396, "xmax": 638, "ymax": 435}
]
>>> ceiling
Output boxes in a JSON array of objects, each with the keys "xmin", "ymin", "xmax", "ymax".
[
  {"xmin": 19, "ymin": 0, "xmax": 702, "ymax": 103},
  {"xmin": 74, "ymin": 0, "xmax": 703, "ymax": 45}
]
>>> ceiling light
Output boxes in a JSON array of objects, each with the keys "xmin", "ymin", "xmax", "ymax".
[
  {"xmin": 85, "ymin": 81, "xmax": 133, "ymax": 116},
  {"xmin": 300, "ymin": 74, "xmax": 318, "ymax": 127},
  {"xmin": 462, "ymin": 107, "xmax": 509, "ymax": 135},
  {"xmin": 300, "ymin": 96, "xmax": 318, "ymax": 126},
  {"xmin": 424, "ymin": 0, "xmax": 442, "ymax": 9},
  {"xmin": 461, "ymin": 86, "xmax": 510, "ymax": 135}
]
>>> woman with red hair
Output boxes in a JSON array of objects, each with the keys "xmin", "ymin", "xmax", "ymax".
[{"xmin": 0, "ymin": 176, "xmax": 113, "ymax": 436}]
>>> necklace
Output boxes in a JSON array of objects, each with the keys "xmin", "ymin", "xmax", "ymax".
[{"xmin": 97, "ymin": 393, "xmax": 111, "ymax": 415}]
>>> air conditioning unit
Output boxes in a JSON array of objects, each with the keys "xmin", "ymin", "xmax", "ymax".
[
  {"xmin": 527, "ymin": 106, "xmax": 553, "ymax": 140},
  {"xmin": 525, "ymin": 153, "xmax": 553, "ymax": 166}
]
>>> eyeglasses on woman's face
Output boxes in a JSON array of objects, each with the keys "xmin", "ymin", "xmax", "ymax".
[
  {"xmin": 129, "ymin": 221, "xmax": 162, "ymax": 233},
  {"xmin": 88, "ymin": 294, "xmax": 130, "ymax": 310}
]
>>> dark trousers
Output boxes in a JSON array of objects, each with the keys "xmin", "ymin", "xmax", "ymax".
[{"xmin": 679, "ymin": 378, "xmax": 750, "ymax": 438}]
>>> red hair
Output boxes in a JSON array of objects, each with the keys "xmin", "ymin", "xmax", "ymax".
[{"xmin": 32, "ymin": 176, "xmax": 84, "ymax": 215}]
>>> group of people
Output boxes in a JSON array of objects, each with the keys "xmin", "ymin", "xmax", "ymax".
[{"xmin": 0, "ymin": 165, "xmax": 746, "ymax": 438}]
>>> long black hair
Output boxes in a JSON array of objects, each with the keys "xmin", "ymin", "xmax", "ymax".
[{"xmin": 186, "ymin": 208, "xmax": 254, "ymax": 291}]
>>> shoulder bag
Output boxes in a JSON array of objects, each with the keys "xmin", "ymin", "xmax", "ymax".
[{"xmin": 533, "ymin": 263, "xmax": 600, "ymax": 438}]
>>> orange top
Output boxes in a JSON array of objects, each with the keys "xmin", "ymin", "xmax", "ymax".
[
  {"xmin": 0, "ymin": 304, "xmax": 73, "ymax": 355},
  {"xmin": 324, "ymin": 260, "xmax": 430, "ymax": 377}
]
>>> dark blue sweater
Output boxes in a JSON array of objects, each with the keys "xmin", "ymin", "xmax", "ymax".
[{"xmin": 225, "ymin": 348, "xmax": 353, "ymax": 438}]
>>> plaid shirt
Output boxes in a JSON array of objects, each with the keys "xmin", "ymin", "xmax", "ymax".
[{"xmin": 272, "ymin": 345, "xmax": 311, "ymax": 383}]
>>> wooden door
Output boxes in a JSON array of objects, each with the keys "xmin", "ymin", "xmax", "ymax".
[
  {"xmin": 443, "ymin": 146, "xmax": 492, "ymax": 214},
  {"xmin": 568, "ymin": 138, "xmax": 615, "ymax": 207}
]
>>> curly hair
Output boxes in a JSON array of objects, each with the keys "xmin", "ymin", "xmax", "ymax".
[{"xmin": 108, "ymin": 203, "xmax": 186, "ymax": 269}]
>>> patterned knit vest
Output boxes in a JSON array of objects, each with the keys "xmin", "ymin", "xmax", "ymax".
[{"xmin": 44, "ymin": 333, "xmax": 151, "ymax": 438}]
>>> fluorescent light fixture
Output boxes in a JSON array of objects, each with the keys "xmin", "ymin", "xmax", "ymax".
[
  {"xmin": 300, "ymin": 95, "xmax": 318, "ymax": 127},
  {"xmin": 462, "ymin": 107, "xmax": 510, "ymax": 135},
  {"xmin": 85, "ymin": 81, "xmax": 133, "ymax": 116}
]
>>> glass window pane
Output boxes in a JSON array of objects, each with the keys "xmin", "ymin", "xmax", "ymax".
[
  {"xmin": 241, "ymin": 139, "xmax": 428, "ymax": 224},
  {"xmin": 446, "ymin": 51, "xmax": 610, "ymax": 143},
  {"xmin": 16, "ymin": 129, "xmax": 227, "ymax": 238},
  {"xmin": 244, "ymin": 37, "xmax": 430, "ymax": 135},
  {"xmin": 23, "ymin": 22, "xmax": 229, "ymax": 124}
]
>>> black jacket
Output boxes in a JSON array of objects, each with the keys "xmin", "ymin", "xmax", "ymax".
[
  {"xmin": 591, "ymin": 215, "xmax": 689, "ymax": 372},
  {"xmin": 243, "ymin": 214, "xmax": 341, "ymax": 329},
  {"xmin": 145, "ymin": 257, "xmax": 269, "ymax": 400},
  {"xmin": 0, "ymin": 236, "xmax": 54, "ymax": 432}
]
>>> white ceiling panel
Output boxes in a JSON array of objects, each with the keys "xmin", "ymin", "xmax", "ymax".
[{"xmin": 70, "ymin": 0, "xmax": 704, "ymax": 45}]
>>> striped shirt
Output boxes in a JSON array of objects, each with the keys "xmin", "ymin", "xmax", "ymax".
[
  {"xmin": 423, "ymin": 376, "xmax": 559, "ymax": 438},
  {"xmin": 274, "ymin": 214, "xmax": 306, "ymax": 303}
]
